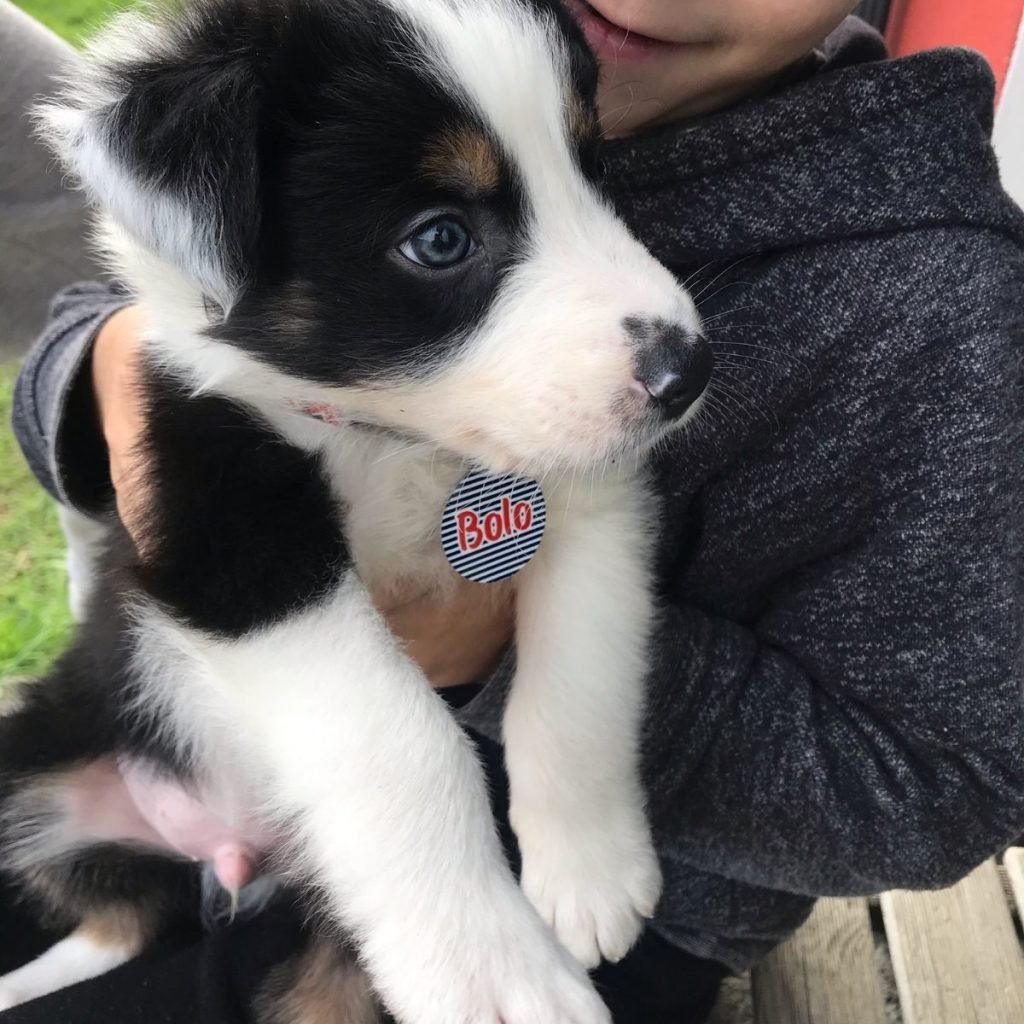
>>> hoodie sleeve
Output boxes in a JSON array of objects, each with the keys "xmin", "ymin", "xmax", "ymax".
[
  {"xmin": 12, "ymin": 281, "xmax": 132, "ymax": 514},
  {"xmin": 641, "ymin": 229, "xmax": 1024, "ymax": 898}
]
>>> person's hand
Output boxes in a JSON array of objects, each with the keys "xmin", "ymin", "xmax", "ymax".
[
  {"xmin": 376, "ymin": 577, "xmax": 516, "ymax": 688},
  {"xmin": 92, "ymin": 305, "xmax": 514, "ymax": 687},
  {"xmin": 91, "ymin": 304, "xmax": 150, "ymax": 544}
]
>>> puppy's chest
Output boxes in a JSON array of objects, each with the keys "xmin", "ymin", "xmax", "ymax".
[{"xmin": 322, "ymin": 435, "xmax": 468, "ymax": 595}]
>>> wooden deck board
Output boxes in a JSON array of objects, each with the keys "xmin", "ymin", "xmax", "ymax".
[
  {"xmin": 751, "ymin": 897, "xmax": 887, "ymax": 1024},
  {"xmin": 881, "ymin": 859, "xmax": 1024, "ymax": 1024}
]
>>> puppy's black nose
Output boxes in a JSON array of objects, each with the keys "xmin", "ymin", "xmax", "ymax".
[{"xmin": 632, "ymin": 327, "xmax": 713, "ymax": 421}]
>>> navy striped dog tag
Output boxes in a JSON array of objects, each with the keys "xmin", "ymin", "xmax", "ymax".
[{"xmin": 441, "ymin": 471, "xmax": 546, "ymax": 583}]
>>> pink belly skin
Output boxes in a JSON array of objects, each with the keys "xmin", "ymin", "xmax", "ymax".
[{"xmin": 63, "ymin": 757, "xmax": 275, "ymax": 895}]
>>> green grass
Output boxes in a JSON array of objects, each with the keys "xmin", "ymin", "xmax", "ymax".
[
  {"xmin": 0, "ymin": 362, "xmax": 74, "ymax": 687},
  {"xmin": 0, "ymin": 4, "xmax": 110, "ymax": 693},
  {"xmin": 16, "ymin": 0, "xmax": 131, "ymax": 46}
]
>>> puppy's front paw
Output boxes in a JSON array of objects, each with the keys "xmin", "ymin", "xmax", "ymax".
[
  {"xmin": 455, "ymin": 948, "xmax": 611, "ymax": 1024},
  {"xmin": 370, "ymin": 892, "xmax": 610, "ymax": 1024},
  {"xmin": 514, "ymin": 808, "xmax": 663, "ymax": 969}
]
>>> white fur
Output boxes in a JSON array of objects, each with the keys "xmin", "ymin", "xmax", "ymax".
[
  {"xmin": 129, "ymin": 578, "xmax": 609, "ymax": 1024},
  {"xmin": 34, "ymin": 12, "xmax": 240, "ymax": 311},
  {"xmin": 152, "ymin": 427, "xmax": 656, "ymax": 978},
  {"xmin": 506, "ymin": 474, "xmax": 662, "ymax": 967},
  {"xmin": 0, "ymin": 934, "xmax": 138, "ymax": 1011},
  {"xmin": 0, "ymin": 776, "xmax": 82, "ymax": 884},
  {"xmin": 57, "ymin": 505, "xmax": 109, "ymax": 621},
  {"xmin": 33, "ymin": 405, "xmax": 662, "ymax": 1013},
  {"xmin": 366, "ymin": 0, "xmax": 701, "ymax": 471},
  {"xmin": 108, "ymin": 437, "xmax": 659, "ymax": 1013},
  {"xmin": 55, "ymin": 107, "xmax": 235, "ymax": 311}
]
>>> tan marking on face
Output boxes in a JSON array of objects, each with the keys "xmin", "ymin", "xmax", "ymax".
[
  {"xmin": 421, "ymin": 127, "xmax": 501, "ymax": 192},
  {"xmin": 256, "ymin": 937, "xmax": 380, "ymax": 1024}
]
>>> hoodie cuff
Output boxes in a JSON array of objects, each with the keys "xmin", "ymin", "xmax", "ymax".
[{"xmin": 12, "ymin": 282, "xmax": 132, "ymax": 514}]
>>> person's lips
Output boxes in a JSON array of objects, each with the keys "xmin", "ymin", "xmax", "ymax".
[{"xmin": 562, "ymin": 0, "xmax": 685, "ymax": 62}]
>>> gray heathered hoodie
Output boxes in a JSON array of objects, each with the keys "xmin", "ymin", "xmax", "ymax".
[{"xmin": 12, "ymin": 19, "xmax": 1024, "ymax": 969}]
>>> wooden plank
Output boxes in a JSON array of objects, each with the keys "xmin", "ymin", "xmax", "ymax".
[
  {"xmin": 881, "ymin": 859, "xmax": 1024, "ymax": 1024},
  {"xmin": 1003, "ymin": 847, "xmax": 1024, "ymax": 921},
  {"xmin": 751, "ymin": 897, "xmax": 887, "ymax": 1024}
]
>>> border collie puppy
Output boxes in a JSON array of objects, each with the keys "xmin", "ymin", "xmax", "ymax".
[{"xmin": 0, "ymin": 0, "xmax": 711, "ymax": 1020}]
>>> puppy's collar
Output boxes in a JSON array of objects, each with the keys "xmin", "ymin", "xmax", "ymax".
[
  {"xmin": 292, "ymin": 399, "xmax": 388, "ymax": 434},
  {"xmin": 298, "ymin": 401, "xmax": 347, "ymax": 427},
  {"xmin": 441, "ymin": 470, "xmax": 547, "ymax": 582},
  {"xmin": 290, "ymin": 399, "xmax": 415, "ymax": 445},
  {"xmin": 291, "ymin": 399, "xmax": 547, "ymax": 583}
]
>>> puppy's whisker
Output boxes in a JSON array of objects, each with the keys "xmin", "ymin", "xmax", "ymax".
[
  {"xmin": 691, "ymin": 256, "xmax": 756, "ymax": 302},
  {"xmin": 697, "ymin": 279, "xmax": 753, "ymax": 309},
  {"xmin": 700, "ymin": 304, "xmax": 753, "ymax": 326}
]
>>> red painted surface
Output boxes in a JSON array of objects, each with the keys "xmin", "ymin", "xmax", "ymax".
[{"xmin": 886, "ymin": 0, "xmax": 1024, "ymax": 100}]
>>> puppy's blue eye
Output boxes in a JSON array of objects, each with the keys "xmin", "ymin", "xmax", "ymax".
[{"xmin": 400, "ymin": 217, "xmax": 475, "ymax": 268}]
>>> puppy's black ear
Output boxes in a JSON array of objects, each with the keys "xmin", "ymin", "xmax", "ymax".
[{"xmin": 37, "ymin": 1, "xmax": 269, "ymax": 312}]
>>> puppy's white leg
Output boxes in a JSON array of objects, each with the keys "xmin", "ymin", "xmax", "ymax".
[
  {"xmin": 0, "ymin": 925, "xmax": 143, "ymax": 1011},
  {"xmin": 506, "ymin": 480, "xmax": 663, "ymax": 969},
  {"xmin": 177, "ymin": 577, "xmax": 609, "ymax": 1024}
]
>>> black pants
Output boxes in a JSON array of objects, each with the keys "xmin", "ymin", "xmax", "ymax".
[{"xmin": 0, "ymin": 727, "xmax": 726, "ymax": 1023}]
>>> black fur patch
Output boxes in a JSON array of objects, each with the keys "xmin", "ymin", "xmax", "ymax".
[
  {"xmin": 134, "ymin": 363, "xmax": 347, "ymax": 638},
  {"xmin": 214, "ymin": 0, "xmax": 529, "ymax": 386},
  {"xmin": 0, "ymin": 666, "xmax": 196, "ymax": 928},
  {"xmin": 94, "ymin": 0, "xmax": 289, "ymax": 299}
]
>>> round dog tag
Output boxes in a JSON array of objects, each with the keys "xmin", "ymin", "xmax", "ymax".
[{"xmin": 441, "ymin": 471, "xmax": 546, "ymax": 583}]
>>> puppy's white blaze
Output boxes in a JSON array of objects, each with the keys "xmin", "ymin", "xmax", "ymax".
[
  {"xmin": 388, "ymin": 0, "xmax": 572, "ymax": 178},
  {"xmin": 389, "ymin": 0, "xmax": 694, "ymax": 308}
]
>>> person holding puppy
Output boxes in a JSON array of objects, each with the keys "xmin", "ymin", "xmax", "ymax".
[{"xmin": 6, "ymin": 2, "xmax": 1024, "ymax": 1022}]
